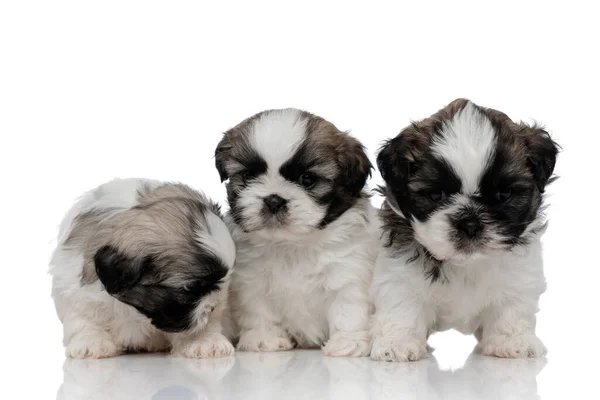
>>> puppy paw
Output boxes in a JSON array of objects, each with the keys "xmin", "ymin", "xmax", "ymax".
[
  {"xmin": 370, "ymin": 336, "xmax": 427, "ymax": 362},
  {"xmin": 237, "ymin": 329, "xmax": 294, "ymax": 352},
  {"xmin": 172, "ymin": 333, "xmax": 235, "ymax": 359},
  {"xmin": 323, "ymin": 331, "xmax": 371, "ymax": 357},
  {"xmin": 478, "ymin": 333, "xmax": 546, "ymax": 358},
  {"xmin": 66, "ymin": 336, "xmax": 121, "ymax": 359}
]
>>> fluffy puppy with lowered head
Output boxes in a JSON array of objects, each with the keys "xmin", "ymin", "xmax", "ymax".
[
  {"xmin": 370, "ymin": 99, "xmax": 559, "ymax": 361},
  {"xmin": 215, "ymin": 108, "xmax": 379, "ymax": 357},
  {"xmin": 50, "ymin": 178, "xmax": 236, "ymax": 359}
]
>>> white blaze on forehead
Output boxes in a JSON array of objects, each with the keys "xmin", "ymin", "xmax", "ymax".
[
  {"xmin": 432, "ymin": 102, "xmax": 497, "ymax": 194},
  {"xmin": 250, "ymin": 108, "xmax": 307, "ymax": 170}
]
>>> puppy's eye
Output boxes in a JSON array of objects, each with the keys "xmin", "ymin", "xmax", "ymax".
[
  {"xmin": 430, "ymin": 190, "xmax": 447, "ymax": 203},
  {"xmin": 182, "ymin": 282, "xmax": 197, "ymax": 292},
  {"xmin": 240, "ymin": 171, "xmax": 252, "ymax": 184},
  {"xmin": 495, "ymin": 189, "xmax": 512, "ymax": 202},
  {"xmin": 299, "ymin": 173, "xmax": 316, "ymax": 188}
]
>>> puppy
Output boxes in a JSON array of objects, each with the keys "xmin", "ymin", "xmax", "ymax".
[
  {"xmin": 370, "ymin": 99, "xmax": 558, "ymax": 361},
  {"xmin": 50, "ymin": 178, "xmax": 236, "ymax": 359},
  {"xmin": 215, "ymin": 108, "xmax": 379, "ymax": 357}
]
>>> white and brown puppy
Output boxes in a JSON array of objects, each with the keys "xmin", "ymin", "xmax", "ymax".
[
  {"xmin": 50, "ymin": 178, "xmax": 236, "ymax": 359},
  {"xmin": 215, "ymin": 108, "xmax": 379, "ymax": 357},
  {"xmin": 370, "ymin": 99, "xmax": 559, "ymax": 361}
]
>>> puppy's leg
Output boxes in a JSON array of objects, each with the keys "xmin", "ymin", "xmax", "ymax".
[
  {"xmin": 63, "ymin": 315, "xmax": 121, "ymax": 359},
  {"xmin": 370, "ymin": 303, "xmax": 429, "ymax": 362},
  {"xmin": 369, "ymin": 258, "xmax": 430, "ymax": 362},
  {"xmin": 476, "ymin": 300, "xmax": 546, "ymax": 359},
  {"xmin": 235, "ymin": 294, "xmax": 293, "ymax": 352},
  {"xmin": 323, "ymin": 283, "xmax": 372, "ymax": 357},
  {"xmin": 171, "ymin": 298, "xmax": 234, "ymax": 359}
]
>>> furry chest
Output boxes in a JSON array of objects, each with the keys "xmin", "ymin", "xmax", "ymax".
[
  {"xmin": 428, "ymin": 273, "xmax": 496, "ymax": 333},
  {"xmin": 257, "ymin": 251, "xmax": 334, "ymax": 344},
  {"xmin": 267, "ymin": 258, "xmax": 332, "ymax": 314}
]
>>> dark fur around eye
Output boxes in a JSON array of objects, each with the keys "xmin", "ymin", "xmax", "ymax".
[
  {"xmin": 494, "ymin": 189, "xmax": 512, "ymax": 202},
  {"xmin": 299, "ymin": 172, "xmax": 317, "ymax": 188},
  {"xmin": 279, "ymin": 137, "xmax": 371, "ymax": 228},
  {"xmin": 397, "ymin": 157, "xmax": 462, "ymax": 221},
  {"xmin": 429, "ymin": 190, "xmax": 447, "ymax": 203},
  {"xmin": 221, "ymin": 150, "xmax": 268, "ymax": 228},
  {"xmin": 237, "ymin": 155, "xmax": 268, "ymax": 184}
]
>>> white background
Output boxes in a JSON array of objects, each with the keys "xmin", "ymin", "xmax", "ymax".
[{"xmin": 0, "ymin": 1, "xmax": 597, "ymax": 399}]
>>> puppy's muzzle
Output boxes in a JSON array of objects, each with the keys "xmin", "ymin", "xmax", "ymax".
[
  {"xmin": 263, "ymin": 194, "xmax": 288, "ymax": 213},
  {"xmin": 451, "ymin": 210, "xmax": 483, "ymax": 238}
]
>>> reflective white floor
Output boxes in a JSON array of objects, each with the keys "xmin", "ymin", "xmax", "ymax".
[{"xmin": 56, "ymin": 349, "xmax": 546, "ymax": 400}]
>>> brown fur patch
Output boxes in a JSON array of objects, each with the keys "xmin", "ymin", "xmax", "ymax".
[
  {"xmin": 300, "ymin": 111, "xmax": 373, "ymax": 196},
  {"xmin": 66, "ymin": 183, "xmax": 221, "ymax": 286}
]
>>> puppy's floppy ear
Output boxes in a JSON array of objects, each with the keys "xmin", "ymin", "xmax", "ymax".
[
  {"xmin": 520, "ymin": 124, "xmax": 559, "ymax": 192},
  {"xmin": 377, "ymin": 137, "xmax": 409, "ymax": 187},
  {"xmin": 376, "ymin": 127, "xmax": 425, "ymax": 189},
  {"xmin": 94, "ymin": 245, "xmax": 151, "ymax": 295},
  {"xmin": 338, "ymin": 138, "xmax": 373, "ymax": 196},
  {"xmin": 214, "ymin": 136, "xmax": 231, "ymax": 183}
]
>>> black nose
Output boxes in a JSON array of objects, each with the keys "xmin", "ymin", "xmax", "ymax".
[
  {"xmin": 454, "ymin": 215, "xmax": 482, "ymax": 238},
  {"xmin": 263, "ymin": 194, "xmax": 287, "ymax": 213}
]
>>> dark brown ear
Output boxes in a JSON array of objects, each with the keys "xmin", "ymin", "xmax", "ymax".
[
  {"xmin": 376, "ymin": 125, "xmax": 428, "ymax": 189},
  {"xmin": 214, "ymin": 136, "xmax": 231, "ymax": 182},
  {"xmin": 338, "ymin": 137, "xmax": 373, "ymax": 196},
  {"xmin": 94, "ymin": 245, "xmax": 151, "ymax": 295},
  {"xmin": 377, "ymin": 136, "xmax": 410, "ymax": 187},
  {"xmin": 520, "ymin": 124, "xmax": 559, "ymax": 192}
]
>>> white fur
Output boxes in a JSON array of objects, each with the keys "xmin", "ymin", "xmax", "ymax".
[
  {"xmin": 237, "ymin": 172, "xmax": 326, "ymax": 237},
  {"xmin": 56, "ymin": 177, "xmax": 159, "ymax": 243},
  {"xmin": 432, "ymin": 102, "xmax": 496, "ymax": 194},
  {"xmin": 251, "ymin": 108, "xmax": 306, "ymax": 168},
  {"xmin": 412, "ymin": 195, "xmax": 500, "ymax": 262},
  {"xmin": 370, "ymin": 235, "xmax": 547, "ymax": 362},
  {"xmin": 229, "ymin": 199, "xmax": 379, "ymax": 357},
  {"xmin": 50, "ymin": 178, "xmax": 235, "ymax": 359},
  {"xmin": 196, "ymin": 211, "xmax": 237, "ymax": 270}
]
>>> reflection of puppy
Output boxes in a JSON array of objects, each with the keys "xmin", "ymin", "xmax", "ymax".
[
  {"xmin": 50, "ymin": 178, "xmax": 235, "ymax": 358},
  {"xmin": 224, "ymin": 351, "xmax": 372, "ymax": 400},
  {"xmin": 57, "ymin": 354, "xmax": 235, "ymax": 399},
  {"xmin": 215, "ymin": 109, "xmax": 378, "ymax": 356},
  {"xmin": 371, "ymin": 354, "xmax": 546, "ymax": 400},
  {"xmin": 454, "ymin": 355, "xmax": 547, "ymax": 400},
  {"xmin": 230, "ymin": 351, "xmax": 326, "ymax": 400},
  {"xmin": 322, "ymin": 356, "xmax": 372, "ymax": 400},
  {"xmin": 371, "ymin": 99, "xmax": 559, "ymax": 361}
]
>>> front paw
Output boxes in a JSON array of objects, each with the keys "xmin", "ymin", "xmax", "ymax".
[
  {"xmin": 66, "ymin": 336, "xmax": 121, "ymax": 359},
  {"xmin": 237, "ymin": 329, "xmax": 294, "ymax": 352},
  {"xmin": 172, "ymin": 333, "xmax": 235, "ymax": 359},
  {"xmin": 323, "ymin": 331, "xmax": 371, "ymax": 357},
  {"xmin": 371, "ymin": 336, "xmax": 427, "ymax": 362},
  {"xmin": 477, "ymin": 333, "xmax": 546, "ymax": 358}
]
